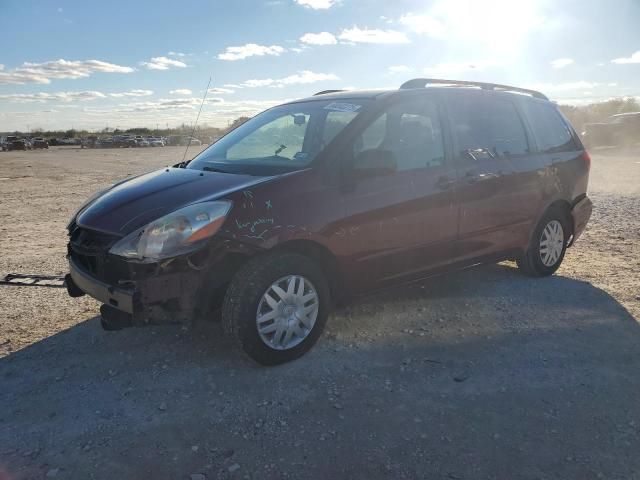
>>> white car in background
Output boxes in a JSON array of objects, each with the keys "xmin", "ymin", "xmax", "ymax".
[{"xmin": 147, "ymin": 137, "xmax": 165, "ymax": 147}]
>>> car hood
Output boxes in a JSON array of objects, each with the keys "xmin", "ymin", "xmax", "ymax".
[{"xmin": 76, "ymin": 167, "xmax": 273, "ymax": 236}]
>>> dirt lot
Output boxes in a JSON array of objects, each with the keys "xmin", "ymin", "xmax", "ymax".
[{"xmin": 1, "ymin": 146, "xmax": 639, "ymax": 479}]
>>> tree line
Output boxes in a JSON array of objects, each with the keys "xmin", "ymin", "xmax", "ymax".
[{"xmin": 4, "ymin": 98, "xmax": 639, "ymax": 139}]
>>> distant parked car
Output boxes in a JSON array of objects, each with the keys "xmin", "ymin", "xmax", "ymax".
[
  {"xmin": 136, "ymin": 138, "xmax": 150, "ymax": 147},
  {"xmin": 96, "ymin": 138, "xmax": 114, "ymax": 148},
  {"xmin": 582, "ymin": 112, "xmax": 640, "ymax": 148},
  {"xmin": 166, "ymin": 135, "xmax": 201, "ymax": 146},
  {"xmin": 8, "ymin": 138, "xmax": 30, "ymax": 151},
  {"xmin": 32, "ymin": 138, "xmax": 49, "ymax": 149},
  {"xmin": 1, "ymin": 136, "xmax": 17, "ymax": 151},
  {"xmin": 81, "ymin": 136, "xmax": 98, "ymax": 149},
  {"xmin": 147, "ymin": 137, "xmax": 165, "ymax": 147}
]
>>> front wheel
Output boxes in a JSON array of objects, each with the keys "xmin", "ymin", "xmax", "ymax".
[
  {"xmin": 222, "ymin": 253, "xmax": 330, "ymax": 365},
  {"xmin": 517, "ymin": 208, "xmax": 571, "ymax": 277}
]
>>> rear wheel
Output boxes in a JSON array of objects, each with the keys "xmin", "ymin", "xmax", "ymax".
[
  {"xmin": 517, "ymin": 208, "xmax": 571, "ymax": 277},
  {"xmin": 222, "ymin": 252, "xmax": 330, "ymax": 365}
]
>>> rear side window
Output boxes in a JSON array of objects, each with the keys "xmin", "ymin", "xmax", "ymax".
[
  {"xmin": 448, "ymin": 95, "xmax": 529, "ymax": 159},
  {"xmin": 522, "ymin": 101, "xmax": 576, "ymax": 153}
]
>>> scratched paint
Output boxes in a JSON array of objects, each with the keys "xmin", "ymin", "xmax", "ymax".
[{"xmin": 235, "ymin": 217, "xmax": 275, "ymax": 233}]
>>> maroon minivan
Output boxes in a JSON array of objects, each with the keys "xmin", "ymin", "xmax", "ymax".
[{"xmin": 66, "ymin": 79, "xmax": 592, "ymax": 365}]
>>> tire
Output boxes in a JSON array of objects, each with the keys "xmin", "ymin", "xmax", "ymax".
[
  {"xmin": 517, "ymin": 207, "xmax": 571, "ymax": 277},
  {"xmin": 222, "ymin": 252, "xmax": 330, "ymax": 365}
]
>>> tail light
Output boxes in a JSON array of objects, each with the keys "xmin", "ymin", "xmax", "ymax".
[{"xmin": 580, "ymin": 150, "xmax": 591, "ymax": 170}]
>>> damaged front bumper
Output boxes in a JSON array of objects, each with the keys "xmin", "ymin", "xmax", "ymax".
[
  {"xmin": 66, "ymin": 254, "xmax": 202, "ymax": 326},
  {"xmin": 67, "ymin": 255, "xmax": 136, "ymax": 314},
  {"xmin": 65, "ymin": 224, "xmax": 257, "ymax": 327}
]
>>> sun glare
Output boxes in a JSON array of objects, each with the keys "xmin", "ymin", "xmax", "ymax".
[{"xmin": 429, "ymin": 0, "xmax": 546, "ymax": 54}]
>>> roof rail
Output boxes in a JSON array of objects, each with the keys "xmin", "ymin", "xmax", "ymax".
[
  {"xmin": 399, "ymin": 78, "xmax": 548, "ymax": 100},
  {"xmin": 313, "ymin": 89, "xmax": 345, "ymax": 96}
]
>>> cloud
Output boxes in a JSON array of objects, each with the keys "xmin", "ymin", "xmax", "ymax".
[
  {"xmin": 0, "ymin": 91, "xmax": 107, "ymax": 103},
  {"xmin": 140, "ymin": 56, "xmax": 187, "ymax": 70},
  {"xmin": 240, "ymin": 70, "xmax": 339, "ymax": 88},
  {"xmin": 0, "ymin": 59, "xmax": 134, "ymax": 85},
  {"xmin": 169, "ymin": 89, "xmax": 193, "ymax": 95},
  {"xmin": 109, "ymin": 89, "xmax": 153, "ymax": 98},
  {"xmin": 208, "ymin": 87, "xmax": 235, "ymax": 94},
  {"xmin": 422, "ymin": 61, "xmax": 496, "ymax": 77},
  {"xmin": 338, "ymin": 26, "xmax": 410, "ymax": 44},
  {"xmin": 611, "ymin": 51, "xmax": 640, "ymax": 64},
  {"xmin": 398, "ymin": 13, "xmax": 447, "ymax": 37},
  {"xmin": 294, "ymin": 0, "xmax": 339, "ymax": 9},
  {"xmin": 551, "ymin": 58, "xmax": 574, "ymax": 69},
  {"xmin": 388, "ymin": 65, "xmax": 413, "ymax": 74},
  {"xmin": 526, "ymin": 81, "xmax": 600, "ymax": 93},
  {"xmin": 217, "ymin": 44, "xmax": 285, "ymax": 61},
  {"xmin": 300, "ymin": 32, "xmax": 338, "ymax": 45},
  {"xmin": 0, "ymin": 97, "xmax": 296, "ymax": 130}
]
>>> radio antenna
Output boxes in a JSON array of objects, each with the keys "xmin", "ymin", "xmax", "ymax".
[{"xmin": 182, "ymin": 76, "xmax": 212, "ymax": 163}]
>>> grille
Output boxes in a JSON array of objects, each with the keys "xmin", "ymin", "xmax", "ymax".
[
  {"xmin": 68, "ymin": 226, "xmax": 125, "ymax": 283},
  {"xmin": 69, "ymin": 226, "xmax": 119, "ymax": 254}
]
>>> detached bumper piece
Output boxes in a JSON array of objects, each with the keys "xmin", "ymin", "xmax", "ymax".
[{"xmin": 100, "ymin": 304, "xmax": 133, "ymax": 330}]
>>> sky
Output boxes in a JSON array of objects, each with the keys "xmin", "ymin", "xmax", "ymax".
[{"xmin": 1, "ymin": 0, "xmax": 639, "ymax": 131}]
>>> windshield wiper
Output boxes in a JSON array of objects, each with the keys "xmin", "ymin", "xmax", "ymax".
[
  {"xmin": 275, "ymin": 144, "xmax": 287, "ymax": 156},
  {"xmin": 202, "ymin": 166, "xmax": 230, "ymax": 174}
]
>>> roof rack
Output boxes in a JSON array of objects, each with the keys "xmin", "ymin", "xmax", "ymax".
[
  {"xmin": 313, "ymin": 89, "xmax": 345, "ymax": 96},
  {"xmin": 399, "ymin": 78, "xmax": 548, "ymax": 100}
]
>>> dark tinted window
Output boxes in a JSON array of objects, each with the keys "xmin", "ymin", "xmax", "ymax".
[
  {"xmin": 449, "ymin": 95, "xmax": 529, "ymax": 159},
  {"xmin": 354, "ymin": 99, "xmax": 445, "ymax": 171},
  {"xmin": 522, "ymin": 101, "xmax": 576, "ymax": 153},
  {"xmin": 323, "ymin": 111, "xmax": 359, "ymax": 145}
]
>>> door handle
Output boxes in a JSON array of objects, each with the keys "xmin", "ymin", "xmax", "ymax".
[
  {"xmin": 464, "ymin": 171, "xmax": 481, "ymax": 184},
  {"xmin": 436, "ymin": 176, "xmax": 455, "ymax": 189},
  {"xmin": 464, "ymin": 171, "xmax": 498, "ymax": 184}
]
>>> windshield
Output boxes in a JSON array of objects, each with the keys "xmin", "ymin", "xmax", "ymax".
[{"xmin": 187, "ymin": 99, "xmax": 370, "ymax": 175}]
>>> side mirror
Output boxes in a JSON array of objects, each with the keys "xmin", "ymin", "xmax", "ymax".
[
  {"xmin": 353, "ymin": 149, "xmax": 397, "ymax": 178},
  {"xmin": 293, "ymin": 115, "xmax": 306, "ymax": 126}
]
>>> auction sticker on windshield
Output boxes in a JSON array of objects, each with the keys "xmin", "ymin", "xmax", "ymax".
[{"xmin": 324, "ymin": 102, "xmax": 362, "ymax": 113}]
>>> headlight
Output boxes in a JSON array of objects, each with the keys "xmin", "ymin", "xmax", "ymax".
[{"xmin": 109, "ymin": 200, "xmax": 232, "ymax": 263}]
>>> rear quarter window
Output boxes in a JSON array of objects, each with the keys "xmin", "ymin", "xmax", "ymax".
[{"xmin": 522, "ymin": 101, "xmax": 577, "ymax": 153}]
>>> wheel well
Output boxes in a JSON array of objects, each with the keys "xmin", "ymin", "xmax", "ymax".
[
  {"xmin": 547, "ymin": 200, "xmax": 574, "ymax": 235},
  {"xmin": 272, "ymin": 240, "xmax": 344, "ymax": 303}
]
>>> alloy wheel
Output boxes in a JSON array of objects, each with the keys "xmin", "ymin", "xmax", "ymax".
[
  {"xmin": 256, "ymin": 275, "xmax": 319, "ymax": 350},
  {"xmin": 539, "ymin": 220, "xmax": 564, "ymax": 267}
]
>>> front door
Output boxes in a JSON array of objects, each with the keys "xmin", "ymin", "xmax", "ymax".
[{"xmin": 339, "ymin": 95, "xmax": 458, "ymax": 291}]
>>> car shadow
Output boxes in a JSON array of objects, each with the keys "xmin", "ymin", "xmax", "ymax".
[{"xmin": 1, "ymin": 263, "xmax": 639, "ymax": 479}]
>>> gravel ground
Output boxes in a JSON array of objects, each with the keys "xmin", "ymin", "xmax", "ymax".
[{"xmin": 0, "ymin": 146, "xmax": 639, "ymax": 480}]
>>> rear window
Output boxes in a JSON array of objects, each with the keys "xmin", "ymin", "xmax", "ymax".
[
  {"xmin": 448, "ymin": 94, "xmax": 529, "ymax": 159},
  {"xmin": 522, "ymin": 101, "xmax": 577, "ymax": 153}
]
